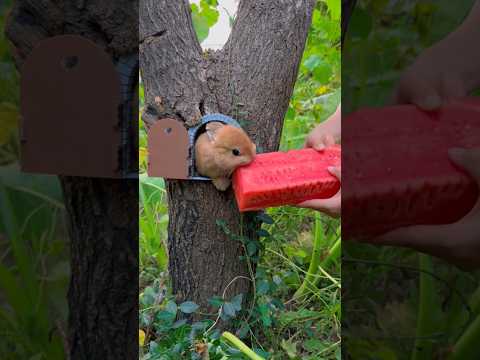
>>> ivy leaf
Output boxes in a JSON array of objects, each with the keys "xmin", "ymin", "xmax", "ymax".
[
  {"xmin": 141, "ymin": 286, "xmax": 156, "ymax": 307},
  {"xmin": 222, "ymin": 302, "xmax": 237, "ymax": 318},
  {"xmin": 247, "ymin": 241, "xmax": 257, "ymax": 256},
  {"xmin": 231, "ymin": 294, "xmax": 243, "ymax": 311},
  {"xmin": 155, "ymin": 310, "xmax": 175, "ymax": 323},
  {"xmin": 165, "ymin": 300, "xmax": 177, "ymax": 315},
  {"xmin": 256, "ymin": 212, "xmax": 274, "ymax": 224},
  {"xmin": 208, "ymin": 296, "xmax": 224, "ymax": 308},
  {"xmin": 256, "ymin": 229, "xmax": 270, "ymax": 238},
  {"xmin": 179, "ymin": 301, "xmax": 199, "ymax": 314},
  {"xmin": 237, "ymin": 321, "xmax": 250, "ymax": 339},
  {"xmin": 257, "ymin": 280, "xmax": 270, "ymax": 295}
]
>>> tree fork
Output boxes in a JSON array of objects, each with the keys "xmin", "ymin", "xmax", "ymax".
[{"xmin": 140, "ymin": 0, "xmax": 316, "ymax": 320}]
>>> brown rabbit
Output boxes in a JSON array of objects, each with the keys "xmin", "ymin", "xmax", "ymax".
[{"xmin": 195, "ymin": 122, "xmax": 256, "ymax": 191}]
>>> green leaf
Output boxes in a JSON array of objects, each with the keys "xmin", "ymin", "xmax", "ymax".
[
  {"xmin": 191, "ymin": 4, "xmax": 209, "ymax": 43},
  {"xmin": 257, "ymin": 280, "xmax": 270, "ymax": 295},
  {"xmin": 155, "ymin": 310, "xmax": 175, "ymax": 323},
  {"xmin": 190, "ymin": 1, "xmax": 219, "ymax": 43},
  {"xmin": 179, "ymin": 301, "xmax": 199, "ymax": 314},
  {"xmin": 208, "ymin": 296, "xmax": 224, "ymax": 308},
  {"xmin": 141, "ymin": 286, "xmax": 156, "ymax": 307},
  {"xmin": 304, "ymin": 54, "xmax": 323, "ymax": 71},
  {"xmin": 223, "ymin": 302, "xmax": 236, "ymax": 318},
  {"xmin": 256, "ymin": 213, "xmax": 274, "ymax": 224},
  {"xmin": 324, "ymin": 0, "xmax": 341, "ymax": 20},
  {"xmin": 165, "ymin": 300, "xmax": 177, "ymax": 315},
  {"xmin": 256, "ymin": 229, "xmax": 270, "ymax": 238},
  {"xmin": 200, "ymin": 0, "xmax": 219, "ymax": 27},
  {"xmin": 247, "ymin": 241, "xmax": 257, "ymax": 256},
  {"xmin": 231, "ymin": 294, "xmax": 243, "ymax": 311}
]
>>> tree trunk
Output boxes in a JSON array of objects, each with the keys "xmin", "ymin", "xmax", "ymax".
[
  {"xmin": 5, "ymin": 1, "xmax": 138, "ymax": 359},
  {"xmin": 342, "ymin": 0, "xmax": 357, "ymax": 46},
  {"xmin": 140, "ymin": 0, "xmax": 315, "ymax": 316}
]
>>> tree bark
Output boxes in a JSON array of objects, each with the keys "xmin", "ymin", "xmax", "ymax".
[
  {"xmin": 5, "ymin": 1, "xmax": 138, "ymax": 359},
  {"xmin": 140, "ymin": 0, "xmax": 316, "ymax": 317},
  {"xmin": 342, "ymin": 0, "xmax": 357, "ymax": 46}
]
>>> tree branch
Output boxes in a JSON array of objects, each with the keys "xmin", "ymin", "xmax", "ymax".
[
  {"xmin": 139, "ymin": 0, "xmax": 204, "ymax": 126},
  {"xmin": 211, "ymin": 0, "xmax": 316, "ymax": 151}
]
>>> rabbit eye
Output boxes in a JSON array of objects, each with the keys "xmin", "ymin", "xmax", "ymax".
[{"xmin": 232, "ymin": 148, "xmax": 241, "ymax": 156}]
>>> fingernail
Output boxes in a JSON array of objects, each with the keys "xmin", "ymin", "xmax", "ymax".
[
  {"xmin": 314, "ymin": 144, "xmax": 325, "ymax": 151},
  {"xmin": 420, "ymin": 94, "xmax": 442, "ymax": 110},
  {"xmin": 448, "ymin": 147, "xmax": 466, "ymax": 160},
  {"xmin": 327, "ymin": 166, "xmax": 336, "ymax": 173}
]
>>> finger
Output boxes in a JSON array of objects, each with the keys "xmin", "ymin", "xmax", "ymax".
[
  {"xmin": 371, "ymin": 224, "xmax": 480, "ymax": 270},
  {"xmin": 394, "ymin": 77, "xmax": 443, "ymax": 110},
  {"xmin": 297, "ymin": 196, "xmax": 341, "ymax": 218},
  {"xmin": 311, "ymin": 134, "xmax": 335, "ymax": 151},
  {"xmin": 312, "ymin": 143, "xmax": 326, "ymax": 151},
  {"xmin": 448, "ymin": 148, "xmax": 480, "ymax": 180},
  {"xmin": 305, "ymin": 135, "xmax": 324, "ymax": 151},
  {"xmin": 448, "ymin": 148, "xmax": 480, "ymax": 219},
  {"xmin": 370, "ymin": 224, "xmax": 452, "ymax": 253},
  {"xmin": 327, "ymin": 166, "xmax": 341, "ymax": 181}
]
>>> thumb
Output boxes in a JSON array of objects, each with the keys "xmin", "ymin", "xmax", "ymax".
[
  {"xmin": 394, "ymin": 77, "xmax": 443, "ymax": 111},
  {"xmin": 448, "ymin": 148, "xmax": 480, "ymax": 181},
  {"xmin": 311, "ymin": 134, "xmax": 336, "ymax": 151},
  {"xmin": 327, "ymin": 166, "xmax": 341, "ymax": 181}
]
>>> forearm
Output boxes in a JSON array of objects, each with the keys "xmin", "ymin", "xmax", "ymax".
[
  {"xmin": 462, "ymin": 0, "xmax": 480, "ymax": 31},
  {"xmin": 444, "ymin": 0, "xmax": 480, "ymax": 90},
  {"xmin": 324, "ymin": 104, "xmax": 341, "ymax": 141}
]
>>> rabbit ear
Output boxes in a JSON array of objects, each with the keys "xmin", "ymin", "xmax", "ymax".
[{"xmin": 205, "ymin": 122, "xmax": 224, "ymax": 142}]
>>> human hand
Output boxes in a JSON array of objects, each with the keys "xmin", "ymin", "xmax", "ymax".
[
  {"xmin": 304, "ymin": 105, "xmax": 341, "ymax": 151},
  {"xmin": 297, "ymin": 166, "xmax": 341, "ymax": 218},
  {"xmin": 393, "ymin": 20, "xmax": 480, "ymax": 110},
  {"xmin": 298, "ymin": 105, "xmax": 341, "ymax": 217},
  {"xmin": 369, "ymin": 148, "xmax": 480, "ymax": 270}
]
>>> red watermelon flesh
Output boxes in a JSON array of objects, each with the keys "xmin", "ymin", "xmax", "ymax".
[
  {"xmin": 342, "ymin": 98, "xmax": 480, "ymax": 239},
  {"xmin": 233, "ymin": 147, "xmax": 341, "ymax": 212}
]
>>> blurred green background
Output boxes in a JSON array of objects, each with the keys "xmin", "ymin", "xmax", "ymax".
[{"xmin": 0, "ymin": 1, "xmax": 69, "ymax": 359}]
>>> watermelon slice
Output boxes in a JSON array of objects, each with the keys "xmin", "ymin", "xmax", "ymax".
[
  {"xmin": 343, "ymin": 98, "xmax": 480, "ymax": 239},
  {"xmin": 233, "ymin": 146, "xmax": 341, "ymax": 212}
]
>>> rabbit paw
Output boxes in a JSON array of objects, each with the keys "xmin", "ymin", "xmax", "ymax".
[{"xmin": 212, "ymin": 178, "xmax": 231, "ymax": 191}]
